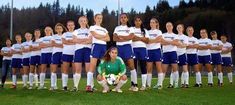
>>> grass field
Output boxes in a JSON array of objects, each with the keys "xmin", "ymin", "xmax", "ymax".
[{"xmin": 0, "ymin": 77, "xmax": 235, "ymax": 105}]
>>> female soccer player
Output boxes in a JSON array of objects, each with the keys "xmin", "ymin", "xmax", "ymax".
[
  {"xmin": 161, "ymin": 22, "xmax": 180, "ymax": 88},
  {"xmin": 97, "ymin": 47, "xmax": 127, "ymax": 93},
  {"xmin": 10, "ymin": 34, "xmax": 23, "ymax": 89},
  {"xmin": 61, "ymin": 21, "xmax": 76, "ymax": 91},
  {"xmin": 220, "ymin": 35, "xmax": 233, "ymax": 84},
  {"xmin": 50, "ymin": 23, "xmax": 65, "ymax": 90},
  {"xmin": 86, "ymin": 14, "xmax": 110, "ymax": 92},
  {"xmin": 113, "ymin": 13, "xmax": 138, "ymax": 91},
  {"xmin": 198, "ymin": 29, "xmax": 213, "ymax": 87},
  {"xmin": 146, "ymin": 18, "xmax": 164, "ymax": 89},
  {"xmin": 73, "ymin": 16, "xmax": 92, "ymax": 91},
  {"xmin": 176, "ymin": 24, "xmax": 189, "ymax": 88},
  {"xmin": 21, "ymin": 32, "xmax": 32, "ymax": 88},
  {"xmin": 210, "ymin": 31, "xmax": 223, "ymax": 86},
  {"xmin": 186, "ymin": 26, "xmax": 201, "ymax": 87},
  {"xmin": 39, "ymin": 26, "xmax": 53, "ymax": 89},
  {"xmin": 0, "ymin": 38, "xmax": 12, "ymax": 88},
  {"xmin": 29, "ymin": 29, "xmax": 41, "ymax": 89},
  {"xmin": 131, "ymin": 16, "xmax": 149, "ymax": 91}
]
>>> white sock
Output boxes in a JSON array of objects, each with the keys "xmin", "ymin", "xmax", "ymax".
[
  {"xmin": 62, "ymin": 73, "xmax": 68, "ymax": 87},
  {"xmin": 73, "ymin": 73, "xmax": 81, "ymax": 88},
  {"xmin": 196, "ymin": 72, "xmax": 202, "ymax": 84},
  {"xmin": 40, "ymin": 73, "xmax": 45, "ymax": 87},
  {"xmin": 87, "ymin": 72, "xmax": 93, "ymax": 86},
  {"xmin": 170, "ymin": 72, "xmax": 173, "ymax": 85},
  {"xmin": 218, "ymin": 72, "xmax": 223, "ymax": 84},
  {"xmin": 174, "ymin": 71, "xmax": 179, "ymax": 87},
  {"xmin": 29, "ymin": 73, "xmax": 34, "ymax": 86},
  {"xmin": 147, "ymin": 74, "xmax": 152, "ymax": 87},
  {"xmin": 185, "ymin": 71, "xmax": 189, "ymax": 85},
  {"xmin": 51, "ymin": 73, "xmax": 56, "ymax": 87},
  {"xmin": 98, "ymin": 80, "xmax": 109, "ymax": 89},
  {"xmin": 158, "ymin": 73, "xmax": 164, "ymax": 86},
  {"xmin": 141, "ymin": 74, "xmax": 147, "ymax": 87},
  {"xmin": 181, "ymin": 72, "xmax": 185, "ymax": 85},
  {"xmin": 12, "ymin": 75, "xmax": 17, "ymax": 85},
  {"xmin": 34, "ymin": 74, "xmax": 39, "ymax": 87},
  {"xmin": 130, "ymin": 69, "xmax": 137, "ymax": 84},
  {"xmin": 115, "ymin": 80, "xmax": 127, "ymax": 89},
  {"xmin": 228, "ymin": 72, "xmax": 233, "ymax": 83},
  {"xmin": 22, "ymin": 74, "xmax": 28, "ymax": 86},
  {"xmin": 208, "ymin": 72, "xmax": 213, "ymax": 84}
]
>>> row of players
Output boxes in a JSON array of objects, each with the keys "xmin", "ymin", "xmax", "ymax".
[{"xmin": 0, "ymin": 13, "xmax": 233, "ymax": 92}]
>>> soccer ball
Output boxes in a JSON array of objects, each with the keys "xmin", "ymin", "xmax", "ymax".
[{"xmin": 106, "ymin": 74, "xmax": 117, "ymax": 85}]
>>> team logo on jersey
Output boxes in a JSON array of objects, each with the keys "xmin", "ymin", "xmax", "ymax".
[
  {"xmin": 118, "ymin": 30, "xmax": 129, "ymax": 33},
  {"xmin": 189, "ymin": 41, "xmax": 195, "ymax": 44},
  {"xmin": 96, "ymin": 29, "xmax": 106, "ymax": 33}
]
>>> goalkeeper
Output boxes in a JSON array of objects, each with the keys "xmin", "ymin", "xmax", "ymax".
[{"xmin": 97, "ymin": 47, "xmax": 127, "ymax": 93}]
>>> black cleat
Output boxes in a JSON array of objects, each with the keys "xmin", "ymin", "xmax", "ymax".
[
  {"xmin": 208, "ymin": 83, "xmax": 213, "ymax": 87},
  {"xmin": 185, "ymin": 84, "xmax": 189, "ymax": 88},
  {"xmin": 62, "ymin": 86, "xmax": 68, "ymax": 91},
  {"xmin": 167, "ymin": 84, "xmax": 173, "ymax": 88},
  {"xmin": 181, "ymin": 84, "xmax": 185, "ymax": 88},
  {"xmin": 194, "ymin": 84, "xmax": 200, "ymax": 87}
]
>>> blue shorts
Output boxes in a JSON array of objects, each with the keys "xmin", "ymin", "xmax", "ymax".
[
  {"xmin": 22, "ymin": 58, "xmax": 30, "ymax": 66},
  {"xmin": 30, "ymin": 56, "xmax": 40, "ymax": 65},
  {"xmin": 198, "ymin": 55, "xmax": 211, "ymax": 65},
  {"xmin": 187, "ymin": 54, "xmax": 198, "ymax": 66},
  {"xmin": 211, "ymin": 53, "xmax": 222, "ymax": 65},
  {"xmin": 90, "ymin": 44, "xmax": 106, "ymax": 59},
  {"xmin": 162, "ymin": 51, "xmax": 178, "ymax": 64},
  {"xmin": 62, "ymin": 54, "xmax": 74, "ymax": 62},
  {"xmin": 147, "ymin": 48, "xmax": 162, "ymax": 62},
  {"xmin": 178, "ymin": 54, "xmax": 187, "ymax": 66},
  {"xmin": 74, "ymin": 48, "xmax": 91, "ymax": 63},
  {"xmin": 52, "ymin": 52, "xmax": 62, "ymax": 64},
  {"xmin": 133, "ymin": 48, "xmax": 148, "ymax": 60},
  {"xmin": 11, "ymin": 58, "xmax": 22, "ymax": 68},
  {"xmin": 222, "ymin": 57, "xmax": 233, "ymax": 67},
  {"xmin": 40, "ymin": 53, "xmax": 52, "ymax": 65},
  {"xmin": 117, "ymin": 44, "xmax": 134, "ymax": 60}
]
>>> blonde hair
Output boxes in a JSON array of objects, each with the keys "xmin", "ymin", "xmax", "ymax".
[
  {"xmin": 150, "ymin": 18, "xmax": 160, "ymax": 29},
  {"xmin": 44, "ymin": 26, "xmax": 54, "ymax": 35},
  {"xmin": 78, "ymin": 16, "xmax": 89, "ymax": 28}
]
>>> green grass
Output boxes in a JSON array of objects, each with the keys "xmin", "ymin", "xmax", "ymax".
[{"xmin": 0, "ymin": 77, "xmax": 235, "ymax": 105}]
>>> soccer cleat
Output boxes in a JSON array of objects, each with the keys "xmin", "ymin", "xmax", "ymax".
[
  {"xmin": 185, "ymin": 84, "xmax": 189, "ymax": 88},
  {"xmin": 218, "ymin": 83, "xmax": 223, "ymax": 87},
  {"xmin": 38, "ymin": 86, "xmax": 47, "ymax": 90},
  {"xmin": 181, "ymin": 84, "xmax": 185, "ymax": 88},
  {"xmin": 10, "ymin": 85, "xmax": 17, "ymax": 89},
  {"xmin": 86, "ymin": 85, "xmax": 93, "ymax": 92},
  {"xmin": 208, "ymin": 83, "xmax": 213, "ymax": 87},
  {"xmin": 157, "ymin": 85, "xmax": 163, "ymax": 90},
  {"xmin": 62, "ymin": 86, "xmax": 68, "ymax": 91},
  {"xmin": 28, "ymin": 86, "xmax": 33, "ymax": 90},
  {"xmin": 71, "ymin": 87, "xmax": 78, "ymax": 92},
  {"xmin": 132, "ymin": 86, "xmax": 139, "ymax": 92},
  {"xmin": 102, "ymin": 87, "xmax": 109, "ymax": 93},
  {"xmin": 140, "ymin": 86, "xmax": 146, "ymax": 91},
  {"xmin": 112, "ymin": 88, "xmax": 123, "ymax": 93},
  {"xmin": 167, "ymin": 84, "xmax": 173, "ymax": 88},
  {"xmin": 193, "ymin": 84, "xmax": 201, "ymax": 87}
]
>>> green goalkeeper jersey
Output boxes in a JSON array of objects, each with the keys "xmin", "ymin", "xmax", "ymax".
[{"xmin": 98, "ymin": 56, "xmax": 126, "ymax": 76}]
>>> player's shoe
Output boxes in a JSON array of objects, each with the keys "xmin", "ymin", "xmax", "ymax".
[
  {"xmin": 10, "ymin": 85, "xmax": 17, "ymax": 89},
  {"xmin": 140, "ymin": 86, "xmax": 146, "ymax": 91},
  {"xmin": 112, "ymin": 88, "xmax": 123, "ymax": 93},
  {"xmin": 86, "ymin": 85, "xmax": 93, "ymax": 92},
  {"xmin": 167, "ymin": 84, "xmax": 173, "ymax": 88}
]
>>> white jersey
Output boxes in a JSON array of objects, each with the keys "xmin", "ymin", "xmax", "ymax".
[
  {"xmin": 62, "ymin": 32, "xmax": 75, "ymax": 55},
  {"xmin": 11, "ymin": 43, "xmax": 22, "ymax": 59},
  {"xmin": 162, "ymin": 32, "xmax": 178, "ymax": 53},
  {"xmin": 186, "ymin": 36, "xmax": 198, "ymax": 54},
  {"xmin": 22, "ymin": 40, "xmax": 32, "ymax": 58},
  {"xmin": 146, "ymin": 29, "xmax": 162, "ymax": 50},
  {"xmin": 130, "ymin": 27, "xmax": 149, "ymax": 48},
  {"xmin": 211, "ymin": 39, "xmax": 223, "ymax": 54},
  {"xmin": 73, "ymin": 28, "xmax": 92, "ymax": 50},
  {"xmin": 221, "ymin": 42, "xmax": 232, "ymax": 57},
  {"xmin": 40, "ymin": 36, "xmax": 53, "ymax": 53},
  {"xmin": 177, "ymin": 34, "xmax": 188, "ymax": 56},
  {"xmin": 52, "ymin": 34, "xmax": 63, "ymax": 54},
  {"xmin": 89, "ymin": 25, "xmax": 108, "ymax": 45},
  {"xmin": 30, "ymin": 39, "xmax": 41, "ymax": 56},
  {"xmin": 197, "ymin": 38, "xmax": 212, "ymax": 56},
  {"xmin": 113, "ymin": 25, "xmax": 132, "ymax": 45},
  {"xmin": 1, "ymin": 47, "xmax": 12, "ymax": 60}
]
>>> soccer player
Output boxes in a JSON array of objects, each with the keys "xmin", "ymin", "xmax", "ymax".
[
  {"xmin": 86, "ymin": 14, "xmax": 110, "ymax": 92},
  {"xmin": 39, "ymin": 26, "xmax": 53, "ymax": 89},
  {"xmin": 146, "ymin": 18, "xmax": 164, "ymax": 89},
  {"xmin": 29, "ymin": 29, "xmax": 41, "ymax": 89},
  {"xmin": 50, "ymin": 23, "xmax": 65, "ymax": 90},
  {"xmin": 220, "ymin": 35, "xmax": 233, "ymax": 84},
  {"xmin": 10, "ymin": 34, "xmax": 23, "ymax": 89},
  {"xmin": 186, "ymin": 26, "xmax": 201, "ymax": 87},
  {"xmin": 131, "ymin": 16, "xmax": 149, "ymax": 91},
  {"xmin": 198, "ymin": 29, "xmax": 213, "ymax": 87},
  {"xmin": 161, "ymin": 22, "xmax": 180, "ymax": 88},
  {"xmin": 61, "ymin": 21, "xmax": 76, "ymax": 91},
  {"xmin": 73, "ymin": 16, "xmax": 92, "ymax": 91},
  {"xmin": 0, "ymin": 38, "xmax": 12, "ymax": 88},
  {"xmin": 21, "ymin": 32, "xmax": 33, "ymax": 88},
  {"xmin": 210, "ymin": 31, "xmax": 223, "ymax": 86},
  {"xmin": 97, "ymin": 47, "xmax": 127, "ymax": 93},
  {"xmin": 176, "ymin": 24, "xmax": 189, "ymax": 88},
  {"xmin": 113, "ymin": 13, "xmax": 138, "ymax": 91}
]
